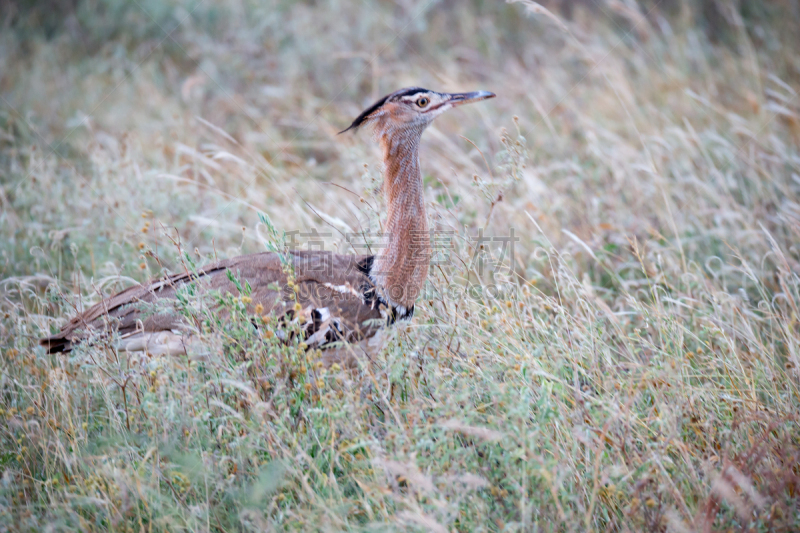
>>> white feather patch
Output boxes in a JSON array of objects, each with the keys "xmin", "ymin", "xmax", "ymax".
[{"xmin": 322, "ymin": 282, "xmax": 363, "ymax": 299}]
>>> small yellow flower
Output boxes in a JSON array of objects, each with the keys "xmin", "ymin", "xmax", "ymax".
[
  {"xmin": 254, "ymin": 303, "xmax": 264, "ymax": 315},
  {"xmin": 241, "ymin": 296, "xmax": 252, "ymax": 304},
  {"xmin": 294, "ymin": 302, "xmax": 302, "ymax": 312},
  {"xmin": 137, "ymin": 242, "xmax": 146, "ymax": 250},
  {"xmin": 264, "ymin": 330, "xmax": 274, "ymax": 339}
]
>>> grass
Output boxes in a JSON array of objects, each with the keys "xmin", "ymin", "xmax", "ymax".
[{"xmin": 1, "ymin": 0, "xmax": 800, "ymax": 530}]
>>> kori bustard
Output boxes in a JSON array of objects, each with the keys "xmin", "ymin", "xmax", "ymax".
[{"xmin": 41, "ymin": 87, "xmax": 495, "ymax": 357}]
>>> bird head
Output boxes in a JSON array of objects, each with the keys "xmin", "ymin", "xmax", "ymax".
[{"xmin": 339, "ymin": 87, "xmax": 495, "ymax": 135}]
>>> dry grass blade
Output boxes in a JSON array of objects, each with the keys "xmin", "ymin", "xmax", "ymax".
[{"xmin": 1, "ymin": 0, "xmax": 800, "ymax": 531}]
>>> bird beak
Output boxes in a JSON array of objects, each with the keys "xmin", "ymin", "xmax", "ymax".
[{"xmin": 447, "ymin": 90, "xmax": 496, "ymax": 107}]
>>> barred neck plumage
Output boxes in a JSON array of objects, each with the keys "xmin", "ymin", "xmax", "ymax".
[
  {"xmin": 338, "ymin": 86, "xmax": 494, "ymax": 312},
  {"xmin": 369, "ymin": 123, "xmax": 431, "ymax": 311}
]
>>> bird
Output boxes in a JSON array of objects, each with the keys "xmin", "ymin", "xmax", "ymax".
[{"xmin": 40, "ymin": 87, "xmax": 495, "ymax": 361}]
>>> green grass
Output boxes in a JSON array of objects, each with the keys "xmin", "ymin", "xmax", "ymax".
[{"xmin": 1, "ymin": 0, "xmax": 800, "ymax": 531}]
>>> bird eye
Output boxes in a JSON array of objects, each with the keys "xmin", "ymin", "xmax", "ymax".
[{"xmin": 416, "ymin": 97, "xmax": 429, "ymax": 107}]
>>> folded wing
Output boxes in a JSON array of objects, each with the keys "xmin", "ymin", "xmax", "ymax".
[{"xmin": 40, "ymin": 251, "xmax": 385, "ymax": 354}]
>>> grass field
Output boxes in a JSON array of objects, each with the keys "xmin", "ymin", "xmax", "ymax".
[{"xmin": 1, "ymin": 0, "xmax": 800, "ymax": 531}]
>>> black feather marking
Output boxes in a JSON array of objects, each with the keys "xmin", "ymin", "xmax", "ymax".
[
  {"xmin": 338, "ymin": 87, "xmax": 431, "ymax": 134},
  {"xmin": 356, "ymin": 256, "xmax": 378, "ymax": 310},
  {"xmin": 355, "ymin": 254, "xmax": 414, "ymax": 323},
  {"xmin": 338, "ymin": 94, "xmax": 391, "ymax": 134},
  {"xmin": 394, "ymin": 87, "xmax": 429, "ymax": 98},
  {"xmin": 311, "ymin": 308, "xmax": 323, "ymax": 329},
  {"xmin": 324, "ymin": 319, "xmax": 344, "ymax": 344},
  {"xmin": 396, "ymin": 304, "xmax": 415, "ymax": 321},
  {"xmin": 356, "ymin": 255, "xmax": 374, "ymax": 276},
  {"xmin": 305, "ymin": 308, "xmax": 345, "ymax": 344}
]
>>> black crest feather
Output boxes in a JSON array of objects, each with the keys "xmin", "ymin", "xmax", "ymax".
[{"xmin": 338, "ymin": 87, "xmax": 430, "ymax": 134}]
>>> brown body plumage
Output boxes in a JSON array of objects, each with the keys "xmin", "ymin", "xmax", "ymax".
[{"xmin": 41, "ymin": 87, "xmax": 494, "ymax": 356}]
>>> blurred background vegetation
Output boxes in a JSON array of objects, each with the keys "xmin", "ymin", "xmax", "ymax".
[
  {"xmin": 5, "ymin": 0, "xmax": 800, "ymax": 54},
  {"xmin": 1, "ymin": 0, "xmax": 799, "ymax": 531}
]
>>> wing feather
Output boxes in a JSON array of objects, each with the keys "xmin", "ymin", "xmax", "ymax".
[{"xmin": 40, "ymin": 251, "xmax": 382, "ymax": 353}]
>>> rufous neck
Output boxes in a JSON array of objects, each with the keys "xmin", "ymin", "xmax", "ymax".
[{"xmin": 371, "ymin": 128, "xmax": 431, "ymax": 310}]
